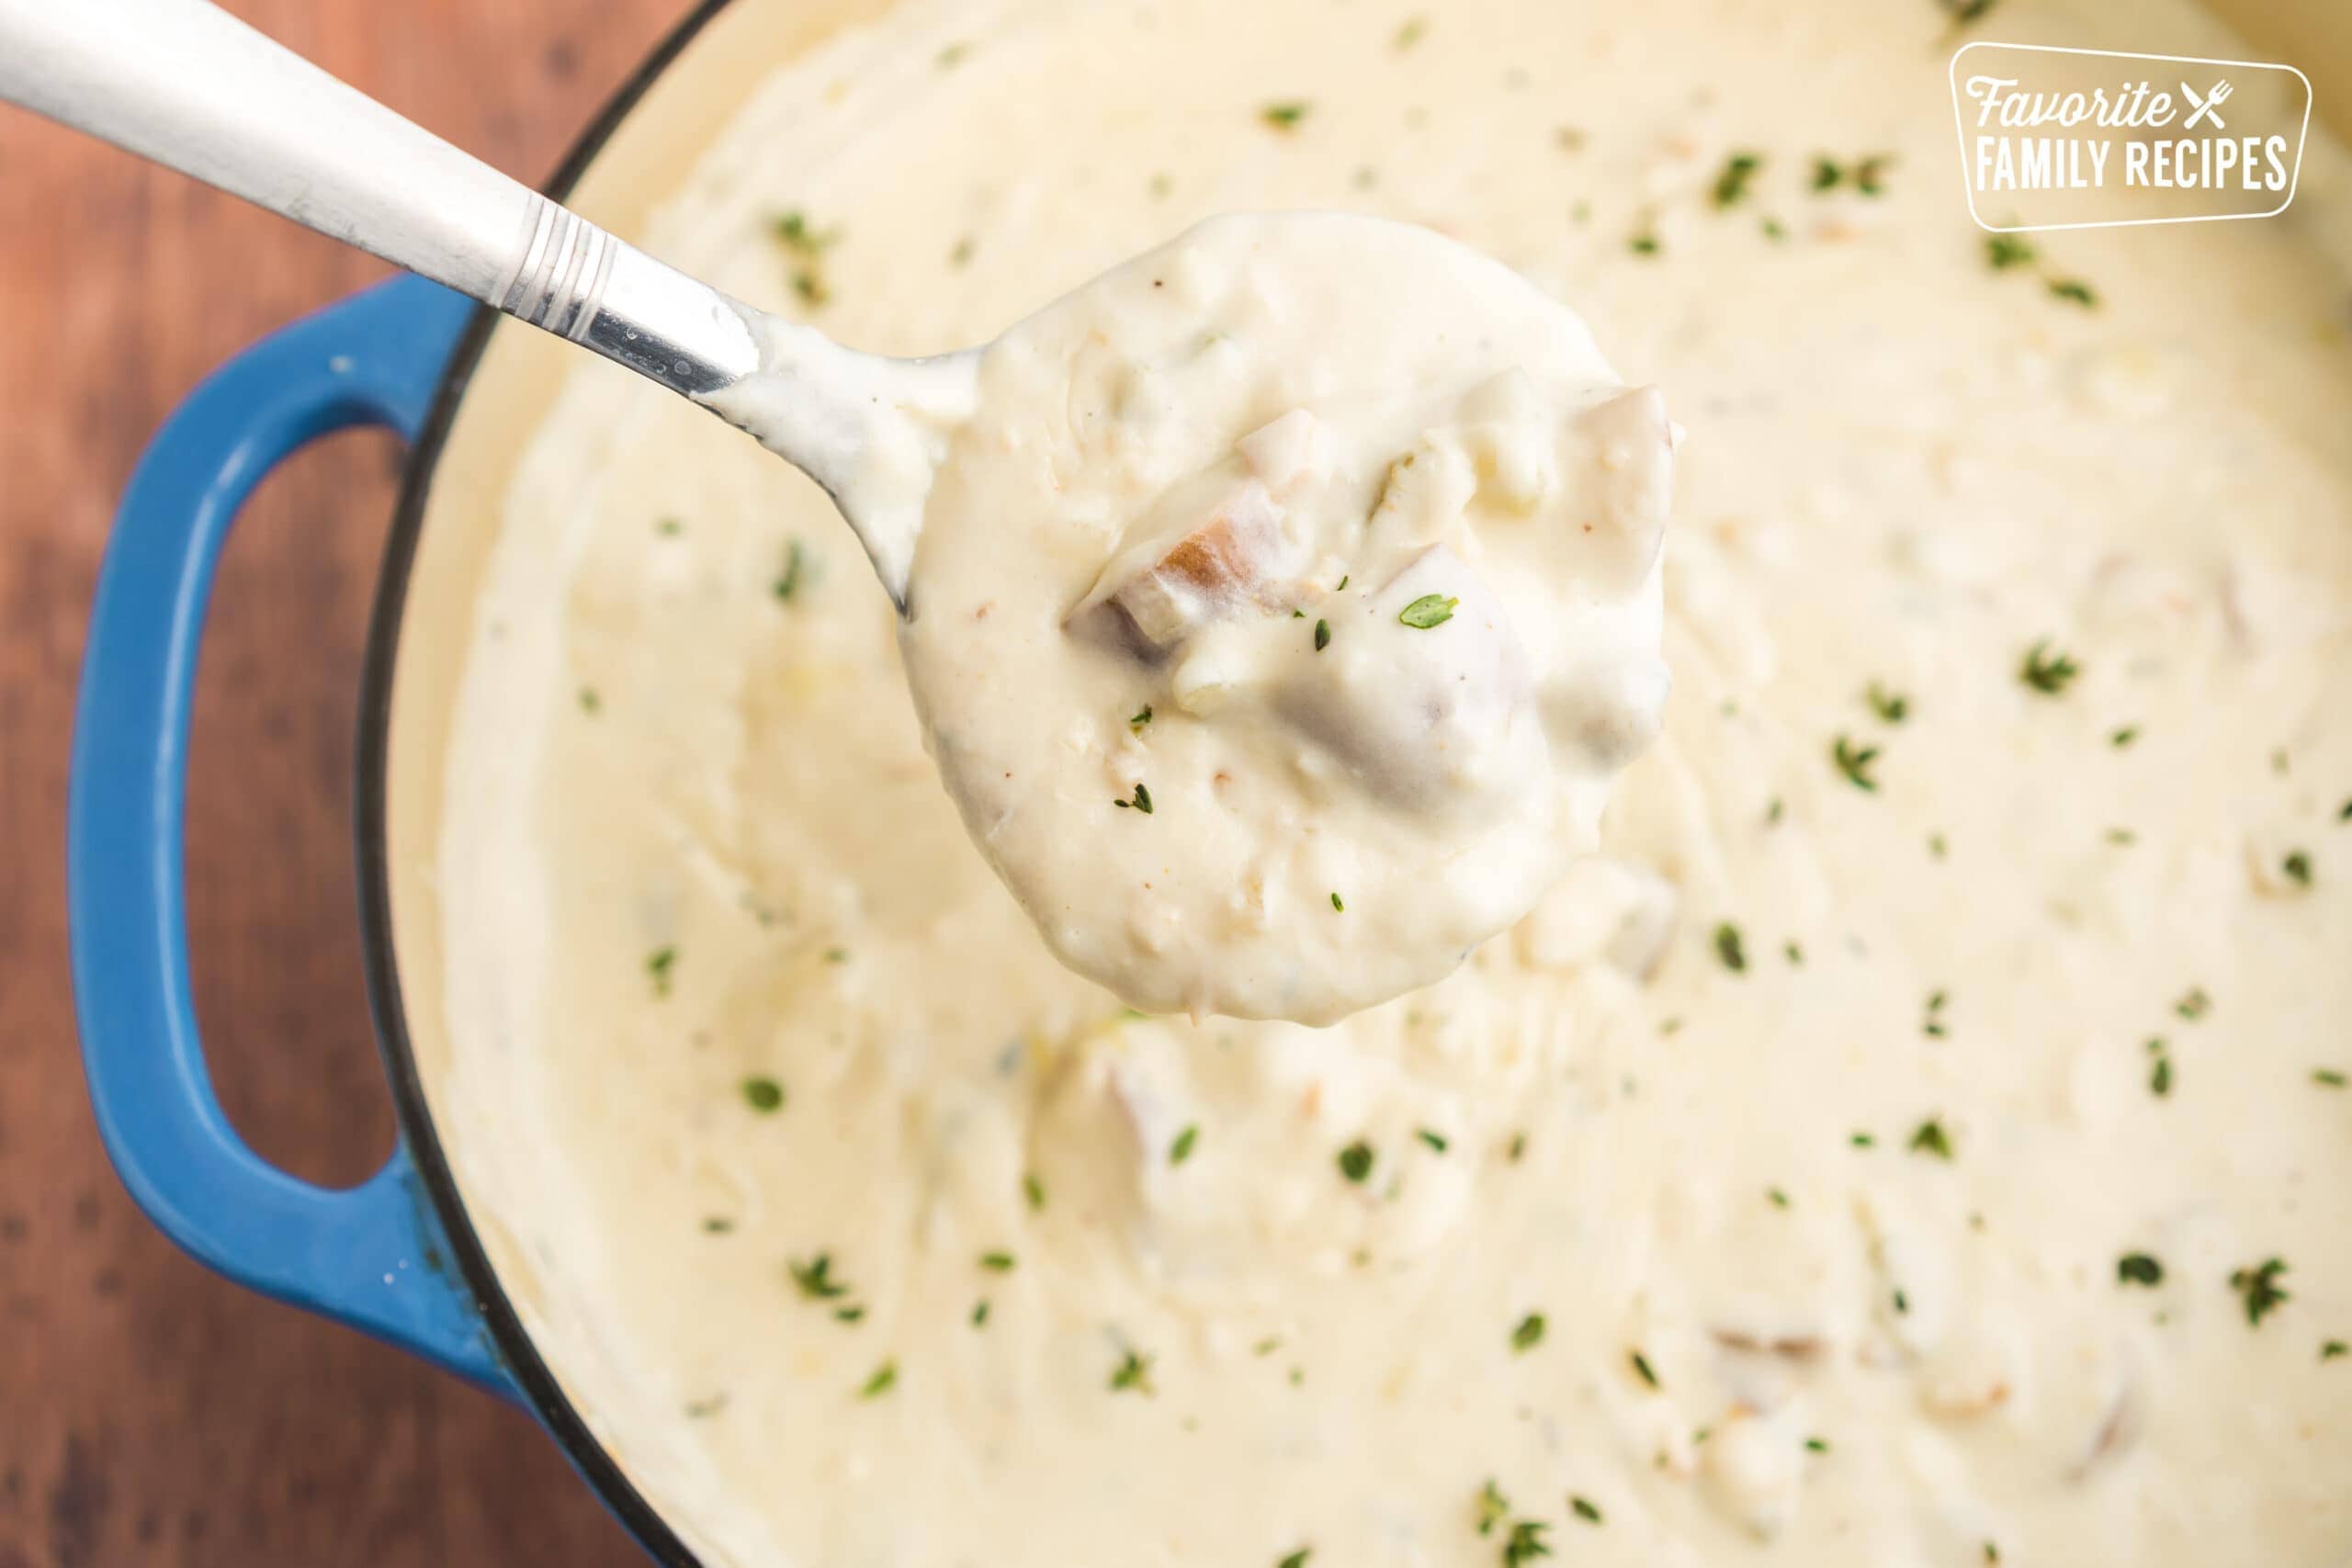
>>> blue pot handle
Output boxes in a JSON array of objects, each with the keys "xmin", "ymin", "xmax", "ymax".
[{"xmin": 68, "ymin": 276, "xmax": 511, "ymax": 1395}]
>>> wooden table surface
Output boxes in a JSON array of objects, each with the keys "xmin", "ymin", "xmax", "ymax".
[{"xmin": 0, "ymin": 4, "xmax": 690, "ymax": 1562}]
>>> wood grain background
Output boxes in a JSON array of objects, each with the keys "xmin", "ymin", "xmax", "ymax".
[{"xmin": 0, "ymin": 3, "xmax": 686, "ymax": 1562}]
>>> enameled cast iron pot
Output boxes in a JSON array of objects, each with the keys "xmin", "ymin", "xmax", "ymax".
[{"xmin": 62, "ymin": 0, "xmax": 2351, "ymax": 1562}]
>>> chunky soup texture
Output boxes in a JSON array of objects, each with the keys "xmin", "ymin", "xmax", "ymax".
[{"xmin": 435, "ymin": 0, "xmax": 2352, "ymax": 1563}]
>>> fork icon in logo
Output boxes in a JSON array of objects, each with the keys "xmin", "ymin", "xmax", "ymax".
[{"xmin": 2182, "ymin": 79, "xmax": 2233, "ymax": 130}]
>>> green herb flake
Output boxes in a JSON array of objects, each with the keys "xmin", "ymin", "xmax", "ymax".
[
  {"xmin": 1109, "ymin": 1348, "xmax": 1157, "ymax": 1394},
  {"xmin": 578, "ymin": 687, "xmax": 602, "ymax": 715},
  {"xmin": 1569, "ymin": 1495, "xmax": 1604, "ymax": 1525},
  {"xmin": 1399, "ymin": 592, "xmax": 1459, "ymax": 629},
  {"xmin": 1507, "ymin": 1132, "xmax": 1529, "ymax": 1163},
  {"xmin": 773, "ymin": 538, "xmax": 808, "ymax": 602},
  {"xmin": 1114, "ymin": 782, "xmax": 1155, "ymax": 814},
  {"xmin": 2150, "ymin": 1050, "xmax": 2173, "ymax": 1099},
  {"xmin": 1866, "ymin": 682, "xmax": 1910, "ymax": 724},
  {"xmin": 702, "ymin": 1215, "xmax": 734, "ymax": 1235},
  {"xmin": 2313, "ymin": 1068, "xmax": 2347, "ymax": 1089},
  {"xmin": 949, "ymin": 235, "xmax": 977, "ymax": 268},
  {"xmin": 2324, "ymin": 1340, "xmax": 2348, "ymax": 1361},
  {"xmin": 1129, "ymin": 705, "xmax": 1153, "ymax": 733},
  {"xmin": 1711, "ymin": 151, "xmax": 1764, "ymax": 209},
  {"xmin": 1832, "ymin": 734, "xmax": 1881, "ymax": 792},
  {"xmin": 1314, "ymin": 617, "xmax": 1332, "ymax": 651},
  {"xmin": 859, "ymin": 1359, "xmax": 897, "ymax": 1399},
  {"xmin": 1278, "ymin": 1550, "xmax": 1314, "ymax": 1568},
  {"xmin": 1783, "ymin": 941, "xmax": 1804, "ymax": 966},
  {"xmin": 1908, "ymin": 1118, "xmax": 1955, "ymax": 1160},
  {"xmin": 1851, "ymin": 1132, "xmax": 1877, "ymax": 1148},
  {"xmin": 936, "ymin": 40, "xmax": 967, "ymax": 67},
  {"xmin": 647, "ymin": 945, "xmax": 679, "ymax": 998},
  {"xmin": 1169, "ymin": 1123, "xmax": 1200, "ymax": 1167},
  {"xmin": 1023, "ymin": 1172, "xmax": 1047, "ymax": 1211},
  {"xmin": 1923, "ymin": 989, "xmax": 1950, "ymax": 1040},
  {"xmin": 1394, "ymin": 14, "xmax": 1428, "ymax": 48},
  {"xmin": 1501, "ymin": 1519, "xmax": 1553, "ymax": 1568},
  {"xmin": 773, "ymin": 209, "xmax": 839, "ymax": 254},
  {"xmin": 789, "ymin": 1253, "xmax": 850, "ymax": 1301},
  {"xmin": 2230, "ymin": 1257, "xmax": 2290, "ymax": 1326},
  {"xmin": 1628, "ymin": 231, "xmax": 1661, "ymax": 257},
  {"xmin": 1417, "ymin": 1127, "xmax": 1450, "ymax": 1154},
  {"xmin": 979, "ymin": 1250, "xmax": 1016, "ymax": 1273},
  {"xmin": 1713, "ymin": 921, "xmax": 1748, "ymax": 973},
  {"xmin": 741, "ymin": 1076, "xmax": 786, "ymax": 1113},
  {"xmin": 2177, "ymin": 987, "xmax": 2211, "ymax": 1021},
  {"xmin": 833, "ymin": 1304, "xmax": 865, "ymax": 1324},
  {"xmin": 1510, "ymin": 1313, "xmax": 1547, "ymax": 1353},
  {"xmin": 1767, "ymin": 1187, "xmax": 1792, "ymax": 1209},
  {"xmin": 2283, "ymin": 851, "xmax": 2313, "ymax": 887},
  {"xmin": 2019, "ymin": 639, "xmax": 2081, "ymax": 695},
  {"xmin": 1984, "ymin": 1543, "xmax": 2002, "ymax": 1565},
  {"xmin": 1261, "ymin": 101, "xmax": 1312, "ymax": 130},
  {"xmin": 2049, "ymin": 277, "xmax": 2098, "ymax": 309},
  {"xmin": 1811, "ymin": 156, "xmax": 1845, "ymax": 191},
  {"xmin": 1476, "ymin": 1479, "xmax": 1510, "ymax": 1536},
  {"xmin": 1804, "ymin": 1437, "xmax": 1830, "ymax": 1454},
  {"xmin": 1855, "ymin": 154, "xmax": 1894, "ymax": 195},
  {"xmin": 1330, "ymin": 891, "xmax": 1345, "ymax": 912},
  {"xmin": 971, "ymin": 1298, "xmax": 990, "ymax": 1327},
  {"xmin": 2338, "ymin": 796, "xmax": 2352, "ymax": 822},
  {"xmin": 1985, "ymin": 232, "xmax": 2037, "ymax": 270},
  {"xmin": 2118, "ymin": 1252, "xmax": 2165, "ymax": 1286},
  {"xmin": 1629, "ymin": 1348, "xmax": 1660, "ymax": 1389},
  {"xmin": 1338, "ymin": 1140, "xmax": 1376, "ymax": 1183},
  {"xmin": 1760, "ymin": 216, "xmax": 1788, "ymax": 242},
  {"xmin": 2111, "ymin": 725, "xmax": 2141, "ymax": 749}
]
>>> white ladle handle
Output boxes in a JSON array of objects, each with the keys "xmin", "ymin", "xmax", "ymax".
[{"xmin": 0, "ymin": 0, "xmax": 760, "ymax": 395}]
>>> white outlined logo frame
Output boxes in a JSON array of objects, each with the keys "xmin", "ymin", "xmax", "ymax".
[{"xmin": 1949, "ymin": 40, "xmax": 2312, "ymax": 234}]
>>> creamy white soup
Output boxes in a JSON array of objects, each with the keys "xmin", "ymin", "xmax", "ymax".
[{"xmin": 432, "ymin": 0, "xmax": 2352, "ymax": 1563}]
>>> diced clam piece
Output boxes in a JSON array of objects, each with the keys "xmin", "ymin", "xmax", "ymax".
[{"xmin": 1077, "ymin": 474, "xmax": 1290, "ymax": 652}]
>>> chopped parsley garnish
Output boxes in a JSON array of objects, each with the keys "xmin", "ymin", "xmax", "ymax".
[
  {"xmin": 2324, "ymin": 1340, "xmax": 2349, "ymax": 1361},
  {"xmin": 1129, "ymin": 705, "xmax": 1153, "ymax": 733},
  {"xmin": 2148, "ymin": 1041, "xmax": 2173, "ymax": 1098},
  {"xmin": 702, "ymin": 1216, "xmax": 734, "ymax": 1235},
  {"xmin": 1866, "ymin": 682, "xmax": 1910, "ymax": 724},
  {"xmin": 1569, "ymin": 1495, "xmax": 1604, "ymax": 1524},
  {"xmin": 979, "ymin": 1251, "xmax": 1016, "ymax": 1272},
  {"xmin": 1338, "ymin": 1140, "xmax": 1376, "ymax": 1183},
  {"xmin": 773, "ymin": 538, "xmax": 807, "ymax": 601},
  {"xmin": 1984, "ymin": 1543, "xmax": 2002, "ymax": 1565},
  {"xmin": 742, "ymin": 1076, "xmax": 786, "ymax": 1113},
  {"xmin": 2018, "ymin": 639, "xmax": 2080, "ymax": 694},
  {"xmin": 859, "ymin": 1360, "xmax": 897, "ymax": 1398},
  {"xmin": 1832, "ymin": 734, "xmax": 1881, "ymax": 792},
  {"xmin": 1811, "ymin": 156, "xmax": 1845, "ymax": 191},
  {"xmin": 647, "ymin": 945, "xmax": 679, "ymax": 997},
  {"xmin": 1711, "ymin": 152, "xmax": 1764, "ymax": 209},
  {"xmin": 1803, "ymin": 1437, "xmax": 1830, "ymax": 1454},
  {"xmin": 1908, "ymin": 1118, "xmax": 1955, "ymax": 1160},
  {"xmin": 1336, "ymin": 574, "xmax": 1350, "ymax": 591},
  {"xmin": 2283, "ymin": 851, "xmax": 2313, "ymax": 887},
  {"xmin": 1330, "ymin": 891, "xmax": 1345, "ymax": 912},
  {"xmin": 1713, "ymin": 921, "xmax": 1748, "ymax": 973},
  {"xmin": 655, "ymin": 517, "xmax": 683, "ymax": 537},
  {"xmin": 2230, "ymin": 1258, "xmax": 2290, "ymax": 1326},
  {"xmin": 2177, "ymin": 987, "xmax": 2211, "ymax": 1021},
  {"xmin": 579, "ymin": 687, "xmax": 602, "ymax": 714},
  {"xmin": 1313, "ymin": 617, "xmax": 1331, "ymax": 651},
  {"xmin": 936, "ymin": 40, "xmax": 967, "ymax": 67},
  {"xmin": 1629, "ymin": 1349, "xmax": 1660, "ymax": 1389},
  {"xmin": 1923, "ymin": 990, "xmax": 1950, "ymax": 1040},
  {"xmin": 1399, "ymin": 592, "xmax": 1459, "ymax": 629},
  {"xmin": 1760, "ymin": 216, "xmax": 1788, "ymax": 241},
  {"xmin": 1507, "ymin": 1132, "xmax": 1528, "ymax": 1163},
  {"xmin": 789, "ymin": 1253, "xmax": 850, "ymax": 1300},
  {"xmin": 2118, "ymin": 1252, "xmax": 2165, "ymax": 1286},
  {"xmin": 1767, "ymin": 1187, "xmax": 1791, "ymax": 1209},
  {"xmin": 1109, "ymin": 1348, "xmax": 1157, "ymax": 1394},
  {"xmin": 1502, "ymin": 1519, "xmax": 1553, "ymax": 1566},
  {"xmin": 2111, "ymin": 725, "xmax": 2141, "ymax": 748},
  {"xmin": 772, "ymin": 212, "xmax": 842, "ymax": 306},
  {"xmin": 1510, "ymin": 1313, "xmax": 1547, "ymax": 1352},
  {"xmin": 1169, "ymin": 1124, "xmax": 1200, "ymax": 1167},
  {"xmin": 2107, "ymin": 828, "xmax": 2137, "ymax": 846},
  {"xmin": 2048, "ymin": 278, "xmax": 2098, "ymax": 309},
  {"xmin": 971, "ymin": 1299, "xmax": 990, "ymax": 1327},
  {"xmin": 1278, "ymin": 1551, "xmax": 1313, "ymax": 1568},
  {"xmin": 1783, "ymin": 941, "xmax": 1804, "ymax": 966},
  {"xmin": 1628, "ymin": 231, "xmax": 1661, "ymax": 257},
  {"xmin": 1261, "ymin": 101, "xmax": 1312, "ymax": 130},
  {"xmin": 1395, "ymin": 14, "xmax": 1428, "ymax": 48},
  {"xmin": 2341, "ymin": 796, "xmax": 2352, "ymax": 822},
  {"xmin": 1114, "ymin": 782, "xmax": 1155, "ymax": 814},
  {"xmin": 1417, "ymin": 1127, "xmax": 1450, "ymax": 1154},
  {"xmin": 1893, "ymin": 1288, "xmax": 1910, "ymax": 1314},
  {"xmin": 1851, "ymin": 1132, "xmax": 1877, "ymax": 1148},
  {"xmin": 1855, "ymin": 155, "xmax": 1894, "ymax": 195},
  {"xmin": 834, "ymin": 1304, "xmax": 865, "ymax": 1324},
  {"xmin": 1023, "ymin": 1171, "xmax": 1047, "ymax": 1211},
  {"xmin": 1476, "ymin": 1480, "xmax": 1510, "ymax": 1536},
  {"xmin": 1985, "ymin": 232, "xmax": 2037, "ymax": 270},
  {"xmin": 2314, "ymin": 1068, "xmax": 2347, "ymax": 1089},
  {"xmin": 949, "ymin": 235, "xmax": 976, "ymax": 268}
]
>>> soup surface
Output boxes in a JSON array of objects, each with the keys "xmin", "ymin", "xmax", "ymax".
[{"xmin": 433, "ymin": 0, "xmax": 2352, "ymax": 1563}]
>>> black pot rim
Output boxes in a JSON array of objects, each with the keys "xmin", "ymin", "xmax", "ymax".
[{"xmin": 355, "ymin": 5, "xmax": 738, "ymax": 1562}]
